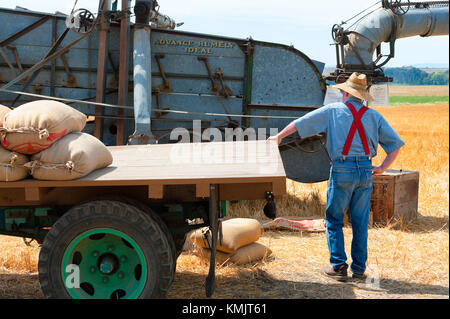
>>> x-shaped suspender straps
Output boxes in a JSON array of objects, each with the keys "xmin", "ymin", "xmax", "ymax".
[{"xmin": 342, "ymin": 102, "xmax": 370, "ymax": 156}]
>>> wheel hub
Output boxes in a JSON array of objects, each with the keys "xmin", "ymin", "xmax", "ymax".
[
  {"xmin": 98, "ymin": 253, "xmax": 119, "ymax": 275},
  {"xmin": 61, "ymin": 229, "xmax": 147, "ymax": 299}
]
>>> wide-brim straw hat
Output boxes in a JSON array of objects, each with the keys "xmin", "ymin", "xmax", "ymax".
[{"xmin": 333, "ymin": 72, "xmax": 374, "ymax": 102}]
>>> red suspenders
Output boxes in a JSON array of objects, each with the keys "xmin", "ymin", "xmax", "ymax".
[{"xmin": 342, "ymin": 102, "xmax": 371, "ymax": 156}]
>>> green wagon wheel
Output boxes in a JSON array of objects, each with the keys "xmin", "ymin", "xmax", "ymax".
[
  {"xmin": 62, "ymin": 228, "xmax": 147, "ymax": 299},
  {"xmin": 38, "ymin": 200, "xmax": 175, "ymax": 299}
]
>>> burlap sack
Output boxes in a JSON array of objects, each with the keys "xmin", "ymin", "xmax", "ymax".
[
  {"xmin": 229, "ymin": 243, "xmax": 272, "ymax": 265},
  {"xmin": 193, "ymin": 247, "xmax": 232, "ymax": 266},
  {"xmin": 0, "ymin": 146, "xmax": 29, "ymax": 181},
  {"xmin": 194, "ymin": 243, "xmax": 272, "ymax": 266},
  {"xmin": 1, "ymin": 100, "xmax": 87, "ymax": 155},
  {"xmin": 0, "ymin": 104, "xmax": 11, "ymax": 127},
  {"xmin": 26, "ymin": 132, "xmax": 113, "ymax": 181},
  {"xmin": 191, "ymin": 218, "xmax": 264, "ymax": 254}
]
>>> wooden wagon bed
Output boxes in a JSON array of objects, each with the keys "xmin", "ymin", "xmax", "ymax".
[{"xmin": 0, "ymin": 141, "xmax": 286, "ymax": 206}]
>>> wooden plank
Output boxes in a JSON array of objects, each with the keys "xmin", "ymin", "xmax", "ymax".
[
  {"xmin": 0, "ymin": 186, "xmax": 199, "ymax": 207},
  {"xmin": 219, "ymin": 183, "xmax": 271, "ymax": 201},
  {"xmin": 196, "ymin": 183, "xmax": 210, "ymax": 198},
  {"xmin": 219, "ymin": 180, "xmax": 285, "ymax": 201},
  {"xmin": 272, "ymin": 178, "xmax": 287, "ymax": 196},
  {"xmin": 394, "ymin": 172, "xmax": 419, "ymax": 205},
  {"xmin": 0, "ymin": 141, "xmax": 285, "ymax": 188},
  {"xmin": 148, "ymin": 184, "xmax": 164, "ymax": 199},
  {"xmin": 24, "ymin": 187, "xmax": 50, "ymax": 201},
  {"xmin": 394, "ymin": 201, "xmax": 418, "ymax": 223},
  {"xmin": 0, "ymin": 141, "xmax": 287, "ymax": 205}
]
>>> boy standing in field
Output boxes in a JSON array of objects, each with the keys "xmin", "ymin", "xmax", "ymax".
[{"xmin": 268, "ymin": 72, "xmax": 405, "ymax": 280}]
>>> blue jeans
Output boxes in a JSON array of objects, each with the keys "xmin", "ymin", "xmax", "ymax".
[{"xmin": 326, "ymin": 156, "xmax": 373, "ymax": 275}]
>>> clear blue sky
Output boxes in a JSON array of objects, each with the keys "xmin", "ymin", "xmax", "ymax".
[{"xmin": 1, "ymin": 0, "xmax": 449, "ymax": 67}]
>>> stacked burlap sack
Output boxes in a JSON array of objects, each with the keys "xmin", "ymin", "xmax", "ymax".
[
  {"xmin": 190, "ymin": 218, "xmax": 272, "ymax": 266},
  {"xmin": 0, "ymin": 101, "xmax": 113, "ymax": 182}
]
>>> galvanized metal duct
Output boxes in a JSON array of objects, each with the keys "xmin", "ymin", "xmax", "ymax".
[
  {"xmin": 344, "ymin": 5, "xmax": 449, "ymax": 67},
  {"xmin": 130, "ymin": 0, "xmax": 156, "ymax": 145}
]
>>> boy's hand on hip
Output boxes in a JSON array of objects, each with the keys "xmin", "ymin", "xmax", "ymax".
[{"xmin": 372, "ymin": 166, "xmax": 385, "ymax": 175}]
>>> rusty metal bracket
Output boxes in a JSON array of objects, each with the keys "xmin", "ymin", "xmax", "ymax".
[
  {"xmin": 0, "ymin": 46, "xmax": 18, "ymax": 78},
  {"xmin": 1, "ymin": 30, "xmax": 91, "ymax": 91},
  {"xmin": 10, "ymin": 28, "xmax": 71, "ymax": 107},
  {"xmin": 107, "ymin": 52, "xmax": 119, "ymax": 89},
  {"xmin": 155, "ymin": 54, "xmax": 171, "ymax": 93},
  {"xmin": 215, "ymin": 68, "xmax": 233, "ymax": 98},
  {"xmin": 60, "ymin": 52, "xmax": 79, "ymax": 88},
  {"xmin": 198, "ymin": 56, "xmax": 219, "ymax": 93},
  {"xmin": 0, "ymin": 15, "xmax": 50, "ymax": 48},
  {"xmin": 116, "ymin": 0, "xmax": 132, "ymax": 146},
  {"xmin": 6, "ymin": 45, "xmax": 30, "ymax": 83},
  {"xmin": 154, "ymin": 88, "xmax": 171, "ymax": 118},
  {"xmin": 241, "ymin": 38, "xmax": 254, "ymax": 56}
]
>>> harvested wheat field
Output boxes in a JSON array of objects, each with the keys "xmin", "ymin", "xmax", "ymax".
[
  {"xmin": 0, "ymin": 104, "xmax": 448, "ymax": 299},
  {"xmin": 389, "ymin": 85, "xmax": 449, "ymax": 97}
]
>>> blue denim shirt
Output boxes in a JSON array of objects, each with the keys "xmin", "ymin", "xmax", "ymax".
[{"xmin": 294, "ymin": 97, "xmax": 405, "ymax": 160}]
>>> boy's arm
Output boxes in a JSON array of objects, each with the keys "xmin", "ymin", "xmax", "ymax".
[
  {"xmin": 267, "ymin": 121, "xmax": 297, "ymax": 145},
  {"xmin": 372, "ymin": 148, "xmax": 401, "ymax": 175},
  {"xmin": 268, "ymin": 106, "xmax": 330, "ymax": 145}
]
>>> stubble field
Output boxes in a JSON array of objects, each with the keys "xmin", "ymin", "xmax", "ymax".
[{"xmin": 0, "ymin": 93, "xmax": 448, "ymax": 299}]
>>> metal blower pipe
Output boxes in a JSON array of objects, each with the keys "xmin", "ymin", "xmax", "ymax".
[
  {"xmin": 129, "ymin": 0, "xmax": 156, "ymax": 145},
  {"xmin": 344, "ymin": 5, "xmax": 449, "ymax": 66}
]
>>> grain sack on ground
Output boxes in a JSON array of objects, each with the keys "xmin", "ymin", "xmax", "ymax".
[
  {"xmin": 0, "ymin": 146, "xmax": 29, "ymax": 181},
  {"xmin": 191, "ymin": 218, "xmax": 264, "ymax": 254},
  {"xmin": 193, "ymin": 248, "xmax": 231, "ymax": 265},
  {"xmin": 0, "ymin": 104, "xmax": 11, "ymax": 127},
  {"xmin": 1, "ymin": 100, "xmax": 87, "ymax": 155},
  {"xmin": 26, "ymin": 132, "xmax": 113, "ymax": 181},
  {"xmin": 194, "ymin": 243, "xmax": 272, "ymax": 266}
]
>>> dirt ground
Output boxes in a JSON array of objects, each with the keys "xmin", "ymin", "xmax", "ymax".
[{"xmin": 0, "ymin": 227, "xmax": 448, "ymax": 299}]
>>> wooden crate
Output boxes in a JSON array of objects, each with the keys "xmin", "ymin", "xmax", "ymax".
[{"xmin": 370, "ymin": 170, "xmax": 419, "ymax": 225}]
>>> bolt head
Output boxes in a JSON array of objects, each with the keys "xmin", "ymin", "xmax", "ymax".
[
  {"xmin": 107, "ymin": 245, "xmax": 115, "ymax": 252},
  {"xmin": 120, "ymin": 255, "xmax": 127, "ymax": 263},
  {"xmin": 90, "ymin": 266, "xmax": 96, "ymax": 273},
  {"xmin": 118, "ymin": 272, "xmax": 125, "ymax": 279},
  {"xmin": 92, "ymin": 251, "xmax": 99, "ymax": 257},
  {"xmin": 102, "ymin": 277, "xmax": 109, "ymax": 283}
]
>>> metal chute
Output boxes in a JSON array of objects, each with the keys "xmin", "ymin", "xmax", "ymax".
[{"xmin": 327, "ymin": 1, "xmax": 449, "ymax": 85}]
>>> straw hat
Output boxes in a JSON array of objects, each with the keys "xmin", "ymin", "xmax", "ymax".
[{"xmin": 333, "ymin": 72, "xmax": 374, "ymax": 102}]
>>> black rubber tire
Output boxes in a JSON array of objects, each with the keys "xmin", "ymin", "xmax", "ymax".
[
  {"xmin": 77, "ymin": 195, "xmax": 179, "ymax": 279},
  {"xmin": 173, "ymin": 233, "xmax": 188, "ymax": 257},
  {"xmin": 114, "ymin": 198, "xmax": 179, "ymax": 279},
  {"xmin": 38, "ymin": 200, "xmax": 175, "ymax": 299}
]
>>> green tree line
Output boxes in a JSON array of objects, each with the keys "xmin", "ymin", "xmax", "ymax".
[{"xmin": 384, "ymin": 67, "xmax": 449, "ymax": 85}]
